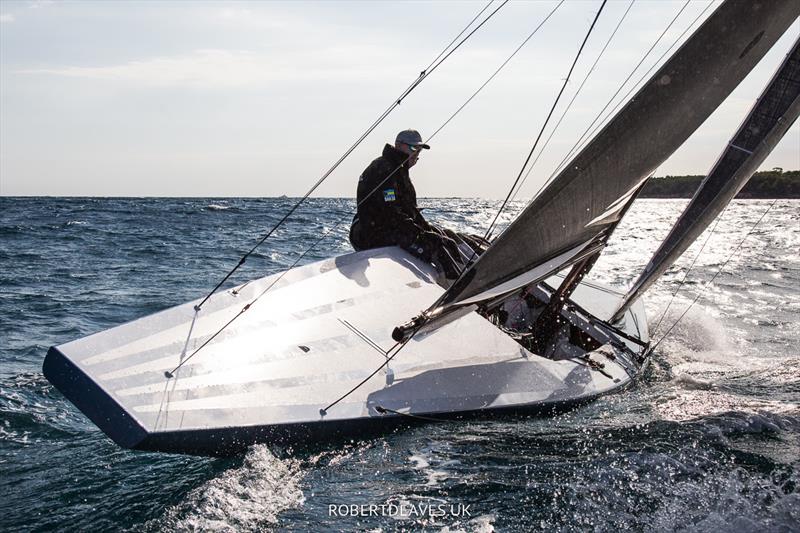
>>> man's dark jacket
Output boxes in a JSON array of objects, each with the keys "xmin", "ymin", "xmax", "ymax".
[{"xmin": 350, "ymin": 144, "xmax": 429, "ymax": 250}]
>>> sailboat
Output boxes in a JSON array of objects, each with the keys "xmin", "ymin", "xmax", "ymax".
[{"xmin": 43, "ymin": 0, "xmax": 800, "ymax": 456}]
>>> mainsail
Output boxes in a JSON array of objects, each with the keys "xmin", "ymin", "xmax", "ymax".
[
  {"xmin": 611, "ymin": 35, "xmax": 800, "ymax": 323},
  {"xmin": 435, "ymin": 0, "xmax": 800, "ymax": 312}
]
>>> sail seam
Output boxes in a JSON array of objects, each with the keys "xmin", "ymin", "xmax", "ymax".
[{"xmin": 729, "ymin": 143, "xmax": 755, "ymax": 155}]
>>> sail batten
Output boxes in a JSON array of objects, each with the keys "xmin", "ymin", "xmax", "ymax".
[
  {"xmin": 434, "ymin": 0, "xmax": 800, "ymax": 312},
  {"xmin": 612, "ymin": 35, "xmax": 800, "ymax": 322}
]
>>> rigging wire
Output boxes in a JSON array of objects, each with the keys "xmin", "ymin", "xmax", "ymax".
[
  {"xmin": 165, "ymin": 1, "xmax": 567, "ymax": 378},
  {"xmin": 426, "ymin": 1, "xmax": 499, "ymax": 74},
  {"xmin": 482, "ymin": 0, "xmax": 609, "ymax": 241},
  {"xmin": 506, "ymin": 0, "xmax": 636, "ymax": 205},
  {"xmin": 191, "ymin": 0, "xmax": 507, "ymax": 312},
  {"xmin": 425, "ymin": 0, "xmax": 565, "ymax": 141},
  {"xmin": 649, "ymin": 205, "xmax": 728, "ymax": 339},
  {"xmin": 474, "ymin": 0, "xmax": 712, "ymax": 311},
  {"xmin": 425, "ymin": 1, "xmax": 711, "ymax": 322},
  {"xmin": 558, "ymin": 0, "xmax": 716, "ymax": 179},
  {"xmin": 166, "ymin": 199, "xmax": 397, "ymax": 378},
  {"xmin": 477, "ymin": 1, "xmax": 715, "ymax": 324},
  {"xmin": 321, "ymin": 319, "xmax": 425, "ymax": 415},
  {"xmin": 510, "ymin": 0, "xmax": 696, "ymax": 214},
  {"xmin": 533, "ymin": 0, "xmax": 712, "ymax": 203},
  {"xmin": 648, "ymin": 199, "xmax": 778, "ymax": 354}
]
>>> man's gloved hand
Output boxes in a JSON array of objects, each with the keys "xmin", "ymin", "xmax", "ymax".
[
  {"xmin": 406, "ymin": 231, "xmax": 463, "ymax": 280},
  {"xmin": 433, "ymin": 251, "xmax": 461, "ymax": 280}
]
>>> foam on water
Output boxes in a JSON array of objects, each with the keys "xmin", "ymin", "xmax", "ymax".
[
  {"xmin": 206, "ymin": 204, "xmax": 233, "ymax": 211},
  {"xmin": 149, "ymin": 446, "xmax": 305, "ymax": 532}
]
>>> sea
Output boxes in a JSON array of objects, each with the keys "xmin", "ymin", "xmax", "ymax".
[{"xmin": 1, "ymin": 197, "xmax": 798, "ymax": 532}]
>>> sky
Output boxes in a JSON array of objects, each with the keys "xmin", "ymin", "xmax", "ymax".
[{"xmin": 0, "ymin": 0, "xmax": 798, "ymax": 198}]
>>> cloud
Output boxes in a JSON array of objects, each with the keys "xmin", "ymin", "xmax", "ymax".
[
  {"xmin": 18, "ymin": 48, "xmax": 416, "ymax": 88},
  {"xmin": 28, "ymin": 0, "xmax": 54, "ymax": 9},
  {"xmin": 0, "ymin": 13, "xmax": 15, "ymax": 23}
]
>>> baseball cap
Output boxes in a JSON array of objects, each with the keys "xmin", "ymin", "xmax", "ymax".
[{"xmin": 395, "ymin": 129, "xmax": 431, "ymax": 150}]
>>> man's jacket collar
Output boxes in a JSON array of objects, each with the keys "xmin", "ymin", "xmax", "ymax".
[{"xmin": 382, "ymin": 144, "xmax": 409, "ymax": 165}]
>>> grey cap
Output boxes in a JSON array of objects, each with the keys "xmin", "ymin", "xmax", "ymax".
[{"xmin": 395, "ymin": 129, "xmax": 431, "ymax": 150}]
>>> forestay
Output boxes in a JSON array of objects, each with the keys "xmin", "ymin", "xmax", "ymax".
[
  {"xmin": 436, "ymin": 0, "xmax": 800, "ymax": 311},
  {"xmin": 613, "ymin": 35, "xmax": 800, "ymax": 321}
]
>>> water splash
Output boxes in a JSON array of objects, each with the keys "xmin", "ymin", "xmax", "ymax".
[{"xmin": 151, "ymin": 446, "xmax": 304, "ymax": 532}]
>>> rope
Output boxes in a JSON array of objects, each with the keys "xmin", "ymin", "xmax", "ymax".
[
  {"xmin": 191, "ymin": 0, "xmax": 507, "ymax": 312},
  {"xmin": 482, "ymin": 0, "xmax": 608, "ymax": 241},
  {"xmin": 649, "ymin": 199, "xmax": 778, "ymax": 353}
]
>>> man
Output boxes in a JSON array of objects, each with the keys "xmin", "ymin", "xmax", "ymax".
[{"xmin": 349, "ymin": 129, "xmax": 485, "ymax": 279}]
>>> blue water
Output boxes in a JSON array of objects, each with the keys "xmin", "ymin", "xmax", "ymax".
[{"xmin": 1, "ymin": 197, "xmax": 798, "ymax": 531}]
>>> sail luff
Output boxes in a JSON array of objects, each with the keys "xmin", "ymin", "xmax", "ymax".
[
  {"xmin": 611, "ymin": 36, "xmax": 800, "ymax": 322},
  {"xmin": 435, "ymin": 0, "xmax": 800, "ymax": 312}
]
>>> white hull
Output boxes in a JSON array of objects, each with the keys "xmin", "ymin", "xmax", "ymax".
[{"xmin": 44, "ymin": 247, "xmax": 648, "ymax": 455}]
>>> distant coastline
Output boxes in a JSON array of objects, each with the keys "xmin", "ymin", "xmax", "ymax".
[
  {"xmin": 1, "ymin": 170, "xmax": 798, "ymax": 199},
  {"xmin": 640, "ymin": 169, "xmax": 799, "ymax": 199}
]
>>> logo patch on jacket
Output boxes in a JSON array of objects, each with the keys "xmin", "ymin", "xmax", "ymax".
[{"xmin": 382, "ymin": 189, "xmax": 396, "ymax": 202}]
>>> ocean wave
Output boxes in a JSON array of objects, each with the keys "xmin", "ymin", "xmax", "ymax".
[
  {"xmin": 205, "ymin": 204, "xmax": 246, "ymax": 213},
  {"xmin": 0, "ymin": 372, "xmax": 86, "ymax": 442},
  {"xmin": 2, "ymin": 197, "xmax": 799, "ymax": 531},
  {"xmin": 206, "ymin": 204, "xmax": 232, "ymax": 211},
  {"xmin": 144, "ymin": 445, "xmax": 305, "ymax": 532},
  {"xmin": 647, "ymin": 467, "xmax": 800, "ymax": 533}
]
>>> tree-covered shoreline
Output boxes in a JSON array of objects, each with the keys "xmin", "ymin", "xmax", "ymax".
[{"xmin": 640, "ymin": 169, "xmax": 799, "ymax": 198}]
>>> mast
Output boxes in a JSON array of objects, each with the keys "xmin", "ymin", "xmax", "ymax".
[
  {"xmin": 531, "ymin": 178, "xmax": 645, "ymax": 353},
  {"xmin": 611, "ymin": 35, "xmax": 800, "ymax": 323}
]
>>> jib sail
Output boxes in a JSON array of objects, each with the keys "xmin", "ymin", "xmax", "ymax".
[{"xmin": 611, "ymin": 34, "xmax": 800, "ymax": 322}]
